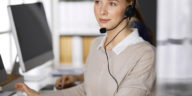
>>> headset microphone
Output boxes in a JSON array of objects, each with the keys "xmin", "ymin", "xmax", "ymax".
[{"xmin": 100, "ymin": 28, "xmax": 107, "ymax": 33}]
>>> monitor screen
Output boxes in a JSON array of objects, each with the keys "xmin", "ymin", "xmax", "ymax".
[
  {"xmin": 0, "ymin": 55, "xmax": 8, "ymax": 83},
  {"xmin": 8, "ymin": 2, "xmax": 54, "ymax": 72}
]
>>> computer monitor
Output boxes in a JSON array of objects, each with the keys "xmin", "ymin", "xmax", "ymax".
[
  {"xmin": 0, "ymin": 55, "xmax": 8, "ymax": 83},
  {"xmin": 8, "ymin": 2, "xmax": 54, "ymax": 72}
]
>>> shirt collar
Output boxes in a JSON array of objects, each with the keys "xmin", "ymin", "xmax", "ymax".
[{"xmin": 97, "ymin": 28, "xmax": 144, "ymax": 55}]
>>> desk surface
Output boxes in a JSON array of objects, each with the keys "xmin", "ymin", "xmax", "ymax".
[
  {"xmin": 0, "ymin": 74, "xmax": 23, "ymax": 91},
  {"xmin": 0, "ymin": 74, "xmax": 21, "ymax": 87}
]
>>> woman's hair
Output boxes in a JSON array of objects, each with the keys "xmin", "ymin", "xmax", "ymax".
[{"xmin": 126, "ymin": 0, "xmax": 155, "ymax": 45}]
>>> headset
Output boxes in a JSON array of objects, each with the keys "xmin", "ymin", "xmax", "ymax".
[
  {"xmin": 125, "ymin": 0, "xmax": 136, "ymax": 19},
  {"xmin": 99, "ymin": 0, "xmax": 136, "ymax": 94}
]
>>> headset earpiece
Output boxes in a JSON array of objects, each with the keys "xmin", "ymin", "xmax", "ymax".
[{"xmin": 124, "ymin": 0, "xmax": 136, "ymax": 18}]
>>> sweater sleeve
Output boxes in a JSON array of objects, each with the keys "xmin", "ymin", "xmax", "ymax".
[
  {"xmin": 115, "ymin": 48, "xmax": 156, "ymax": 96},
  {"xmin": 40, "ymin": 83, "xmax": 86, "ymax": 96}
]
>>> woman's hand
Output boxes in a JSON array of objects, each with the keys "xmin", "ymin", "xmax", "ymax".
[
  {"xmin": 55, "ymin": 75, "xmax": 76, "ymax": 90},
  {"xmin": 14, "ymin": 82, "xmax": 40, "ymax": 96}
]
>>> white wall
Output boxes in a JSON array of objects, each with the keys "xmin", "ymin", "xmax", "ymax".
[{"xmin": 157, "ymin": 0, "xmax": 192, "ymax": 82}]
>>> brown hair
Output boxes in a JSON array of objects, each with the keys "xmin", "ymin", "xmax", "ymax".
[{"xmin": 126, "ymin": 0, "xmax": 155, "ymax": 45}]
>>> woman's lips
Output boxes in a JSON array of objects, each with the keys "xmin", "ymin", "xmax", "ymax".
[{"xmin": 99, "ymin": 18, "xmax": 111, "ymax": 23}]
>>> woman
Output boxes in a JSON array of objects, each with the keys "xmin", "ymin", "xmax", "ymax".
[
  {"xmin": 15, "ymin": 0, "xmax": 156, "ymax": 95},
  {"xmin": 55, "ymin": 17, "xmax": 153, "ymax": 90},
  {"xmin": 55, "ymin": 0, "xmax": 154, "ymax": 90}
]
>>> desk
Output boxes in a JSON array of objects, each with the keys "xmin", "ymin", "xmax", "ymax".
[{"xmin": 0, "ymin": 74, "xmax": 23, "ymax": 91}]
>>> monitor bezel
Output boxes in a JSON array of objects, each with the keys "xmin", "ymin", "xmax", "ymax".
[{"xmin": 8, "ymin": 3, "xmax": 54, "ymax": 72}]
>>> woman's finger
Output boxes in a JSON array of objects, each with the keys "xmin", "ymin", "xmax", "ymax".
[
  {"xmin": 55, "ymin": 78, "xmax": 62, "ymax": 89},
  {"xmin": 15, "ymin": 82, "xmax": 30, "ymax": 94},
  {"xmin": 15, "ymin": 82, "xmax": 25, "ymax": 91},
  {"xmin": 61, "ymin": 76, "xmax": 67, "ymax": 89},
  {"xmin": 66, "ymin": 76, "xmax": 74, "ymax": 84}
]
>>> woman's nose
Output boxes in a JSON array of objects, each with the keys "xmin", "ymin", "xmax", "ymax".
[{"xmin": 100, "ymin": 4, "xmax": 108, "ymax": 16}]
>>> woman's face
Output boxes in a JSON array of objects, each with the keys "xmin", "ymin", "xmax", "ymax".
[{"xmin": 94, "ymin": 0, "xmax": 128, "ymax": 29}]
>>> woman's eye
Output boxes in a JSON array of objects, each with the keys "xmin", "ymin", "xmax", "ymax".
[
  {"xmin": 95, "ymin": 0, "xmax": 101, "ymax": 4},
  {"xmin": 110, "ymin": 2, "xmax": 116, "ymax": 6}
]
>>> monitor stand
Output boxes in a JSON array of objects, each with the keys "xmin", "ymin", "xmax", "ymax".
[
  {"xmin": 11, "ymin": 55, "xmax": 53, "ymax": 81},
  {"xmin": 10, "ymin": 60, "xmax": 54, "ymax": 91},
  {"xmin": 20, "ymin": 60, "xmax": 53, "ymax": 81}
]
